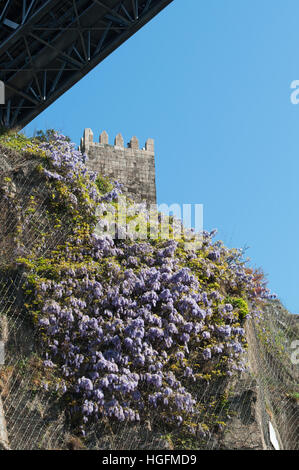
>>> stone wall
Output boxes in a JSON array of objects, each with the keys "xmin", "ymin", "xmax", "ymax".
[{"xmin": 80, "ymin": 128, "xmax": 156, "ymax": 205}]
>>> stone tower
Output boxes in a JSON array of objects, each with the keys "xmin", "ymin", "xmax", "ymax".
[{"xmin": 80, "ymin": 128, "xmax": 156, "ymax": 205}]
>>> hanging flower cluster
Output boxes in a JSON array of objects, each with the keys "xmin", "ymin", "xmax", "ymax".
[{"xmin": 11, "ymin": 133, "xmax": 275, "ymax": 436}]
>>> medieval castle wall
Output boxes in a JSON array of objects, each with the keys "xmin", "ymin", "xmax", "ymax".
[{"xmin": 80, "ymin": 128, "xmax": 156, "ymax": 205}]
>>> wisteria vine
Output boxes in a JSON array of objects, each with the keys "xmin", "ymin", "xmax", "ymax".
[{"xmin": 4, "ymin": 132, "xmax": 276, "ymax": 438}]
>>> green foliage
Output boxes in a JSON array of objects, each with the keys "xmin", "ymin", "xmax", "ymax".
[
  {"xmin": 0, "ymin": 131, "xmax": 33, "ymax": 152},
  {"xmin": 0, "ymin": 131, "xmax": 46, "ymax": 159},
  {"xmin": 34, "ymin": 129, "xmax": 71, "ymax": 143},
  {"xmin": 226, "ymin": 297, "xmax": 249, "ymax": 323},
  {"xmin": 95, "ymin": 174, "xmax": 113, "ymax": 195},
  {"xmin": 289, "ymin": 392, "xmax": 299, "ymax": 401}
]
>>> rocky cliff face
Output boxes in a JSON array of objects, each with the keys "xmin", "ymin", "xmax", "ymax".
[
  {"xmin": 0, "ymin": 136, "xmax": 298, "ymax": 450},
  {"xmin": 219, "ymin": 305, "xmax": 299, "ymax": 450}
]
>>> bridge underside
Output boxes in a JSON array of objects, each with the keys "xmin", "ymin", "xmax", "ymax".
[{"xmin": 0, "ymin": 0, "xmax": 173, "ymax": 130}]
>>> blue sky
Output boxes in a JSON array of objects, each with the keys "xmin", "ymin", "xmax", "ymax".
[{"xmin": 24, "ymin": 0, "xmax": 299, "ymax": 314}]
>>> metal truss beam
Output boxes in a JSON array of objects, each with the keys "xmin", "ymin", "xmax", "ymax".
[{"xmin": 0, "ymin": 0, "xmax": 173, "ymax": 129}]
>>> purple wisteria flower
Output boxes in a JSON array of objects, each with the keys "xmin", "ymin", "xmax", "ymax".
[{"xmin": 18, "ymin": 132, "xmax": 274, "ymax": 434}]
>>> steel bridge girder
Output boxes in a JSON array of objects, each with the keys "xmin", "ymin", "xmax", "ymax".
[{"xmin": 0, "ymin": 0, "xmax": 173, "ymax": 129}]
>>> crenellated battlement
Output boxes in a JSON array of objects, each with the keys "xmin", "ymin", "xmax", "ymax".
[
  {"xmin": 80, "ymin": 128, "xmax": 156, "ymax": 205},
  {"xmin": 80, "ymin": 128, "xmax": 155, "ymax": 155}
]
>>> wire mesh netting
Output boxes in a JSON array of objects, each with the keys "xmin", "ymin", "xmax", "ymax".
[{"xmin": 0, "ymin": 143, "xmax": 298, "ymax": 450}]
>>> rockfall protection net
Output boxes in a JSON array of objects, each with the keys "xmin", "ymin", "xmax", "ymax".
[{"xmin": 0, "ymin": 145, "xmax": 298, "ymax": 450}]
